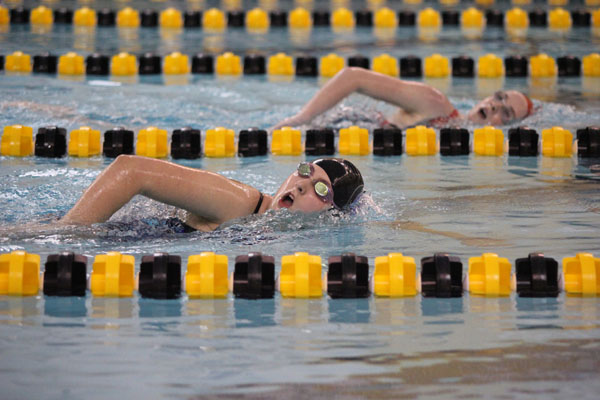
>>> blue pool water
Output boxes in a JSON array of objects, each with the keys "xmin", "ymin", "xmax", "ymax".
[{"xmin": 1, "ymin": 1, "xmax": 600, "ymax": 398}]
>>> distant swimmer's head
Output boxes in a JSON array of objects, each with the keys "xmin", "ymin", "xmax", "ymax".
[
  {"xmin": 467, "ymin": 90, "xmax": 534, "ymax": 125},
  {"xmin": 272, "ymin": 158, "xmax": 364, "ymax": 212}
]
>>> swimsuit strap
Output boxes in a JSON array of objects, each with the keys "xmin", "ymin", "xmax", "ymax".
[
  {"xmin": 253, "ymin": 191, "xmax": 264, "ymax": 214},
  {"xmin": 427, "ymin": 109, "xmax": 460, "ymax": 127},
  {"xmin": 377, "ymin": 111, "xmax": 400, "ymax": 129}
]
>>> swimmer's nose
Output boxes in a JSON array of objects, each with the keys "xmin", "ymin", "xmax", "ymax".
[{"xmin": 295, "ymin": 180, "xmax": 311, "ymax": 196}]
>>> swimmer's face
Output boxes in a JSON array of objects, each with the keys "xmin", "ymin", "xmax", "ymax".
[
  {"xmin": 271, "ymin": 164, "xmax": 334, "ymax": 213},
  {"xmin": 467, "ymin": 90, "xmax": 530, "ymax": 125}
]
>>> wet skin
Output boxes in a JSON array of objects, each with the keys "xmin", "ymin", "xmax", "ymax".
[
  {"xmin": 467, "ymin": 90, "xmax": 530, "ymax": 126},
  {"xmin": 270, "ymin": 164, "xmax": 334, "ymax": 213}
]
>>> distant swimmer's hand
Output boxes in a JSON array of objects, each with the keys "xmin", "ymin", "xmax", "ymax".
[{"xmin": 272, "ymin": 114, "xmax": 305, "ymax": 131}]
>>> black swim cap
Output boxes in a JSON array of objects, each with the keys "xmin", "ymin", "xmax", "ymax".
[{"xmin": 313, "ymin": 158, "xmax": 364, "ymax": 209}]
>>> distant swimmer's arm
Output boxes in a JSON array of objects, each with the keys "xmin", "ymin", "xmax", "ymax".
[
  {"xmin": 0, "ymin": 101, "xmax": 77, "ymax": 117},
  {"xmin": 273, "ymin": 67, "xmax": 455, "ymax": 129},
  {"xmin": 60, "ymin": 155, "xmax": 262, "ymax": 225}
]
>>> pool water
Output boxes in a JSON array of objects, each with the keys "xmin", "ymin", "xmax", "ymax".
[{"xmin": 1, "ymin": 1, "xmax": 600, "ymax": 398}]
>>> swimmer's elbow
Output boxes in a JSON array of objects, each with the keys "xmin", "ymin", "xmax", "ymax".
[
  {"xmin": 113, "ymin": 154, "xmax": 137, "ymax": 176},
  {"xmin": 346, "ymin": 66, "xmax": 376, "ymax": 83},
  {"xmin": 335, "ymin": 67, "xmax": 364, "ymax": 91},
  {"xmin": 110, "ymin": 155, "xmax": 143, "ymax": 192},
  {"xmin": 343, "ymin": 66, "xmax": 365, "ymax": 75},
  {"xmin": 113, "ymin": 154, "xmax": 137, "ymax": 166},
  {"xmin": 114, "ymin": 154, "xmax": 150, "ymax": 172}
]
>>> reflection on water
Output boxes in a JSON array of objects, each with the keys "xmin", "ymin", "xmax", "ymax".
[
  {"xmin": 43, "ymin": 296, "xmax": 87, "ymax": 327},
  {"xmin": 467, "ymin": 295, "xmax": 514, "ymax": 316},
  {"xmin": 234, "ymin": 298, "xmax": 276, "ymax": 328},
  {"xmin": 201, "ymin": 339, "xmax": 600, "ymax": 400},
  {"xmin": 184, "ymin": 298, "xmax": 231, "ymax": 333},
  {"xmin": 530, "ymin": 77, "xmax": 558, "ymax": 103},
  {"xmin": 138, "ymin": 298, "xmax": 182, "ymax": 319},
  {"xmin": 515, "ymin": 296, "xmax": 561, "ymax": 313},
  {"xmin": 327, "ymin": 298, "xmax": 370, "ymax": 324},
  {"xmin": 0, "ymin": 294, "xmax": 598, "ymax": 399},
  {"xmin": 0, "ymin": 297, "xmax": 41, "ymax": 324},
  {"xmin": 90, "ymin": 297, "xmax": 135, "ymax": 320},
  {"xmin": 278, "ymin": 298, "xmax": 326, "ymax": 326},
  {"xmin": 44, "ymin": 296, "xmax": 87, "ymax": 319},
  {"xmin": 421, "ymin": 297, "xmax": 464, "ymax": 317},
  {"xmin": 539, "ymin": 157, "xmax": 576, "ymax": 181},
  {"xmin": 563, "ymin": 296, "xmax": 600, "ymax": 330},
  {"xmin": 514, "ymin": 297, "xmax": 561, "ymax": 331},
  {"xmin": 477, "ymin": 77, "xmax": 504, "ymax": 97},
  {"xmin": 371, "ymin": 297, "xmax": 420, "ymax": 325},
  {"xmin": 507, "ymin": 155, "xmax": 539, "ymax": 175}
]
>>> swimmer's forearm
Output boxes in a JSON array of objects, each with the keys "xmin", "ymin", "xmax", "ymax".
[
  {"xmin": 292, "ymin": 67, "xmax": 361, "ymax": 124},
  {"xmin": 61, "ymin": 155, "xmax": 144, "ymax": 224}
]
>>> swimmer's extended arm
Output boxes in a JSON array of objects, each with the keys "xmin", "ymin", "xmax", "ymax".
[
  {"xmin": 274, "ymin": 67, "xmax": 454, "ymax": 129},
  {"xmin": 60, "ymin": 155, "xmax": 262, "ymax": 225}
]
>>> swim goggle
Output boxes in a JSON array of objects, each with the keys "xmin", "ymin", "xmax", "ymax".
[
  {"xmin": 297, "ymin": 162, "xmax": 334, "ymax": 204},
  {"xmin": 492, "ymin": 91, "xmax": 517, "ymax": 124}
]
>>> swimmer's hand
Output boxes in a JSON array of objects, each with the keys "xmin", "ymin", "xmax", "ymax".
[{"xmin": 272, "ymin": 114, "xmax": 308, "ymax": 131}]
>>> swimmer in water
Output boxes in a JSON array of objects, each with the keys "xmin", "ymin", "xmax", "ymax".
[
  {"xmin": 60, "ymin": 155, "xmax": 364, "ymax": 232},
  {"xmin": 274, "ymin": 67, "xmax": 534, "ymax": 130}
]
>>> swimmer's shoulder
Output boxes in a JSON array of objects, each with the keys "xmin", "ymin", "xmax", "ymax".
[
  {"xmin": 387, "ymin": 109, "xmax": 424, "ymax": 128},
  {"xmin": 389, "ymin": 108, "xmax": 461, "ymax": 128},
  {"xmin": 184, "ymin": 189, "xmax": 271, "ymax": 231}
]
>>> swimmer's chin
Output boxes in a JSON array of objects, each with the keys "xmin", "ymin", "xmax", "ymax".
[{"xmin": 466, "ymin": 109, "xmax": 483, "ymax": 124}]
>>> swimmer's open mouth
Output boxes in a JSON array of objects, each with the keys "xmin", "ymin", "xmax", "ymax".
[
  {"xmin": 279, "ymin": 192, "xmax": 294, "ymax": 208},
  {"xmin": 479, "ymin": 108, "xmax": 487, "ymax": 119}
]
